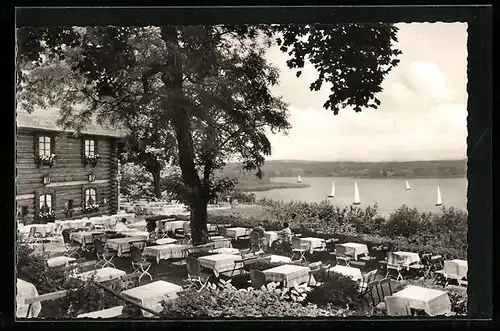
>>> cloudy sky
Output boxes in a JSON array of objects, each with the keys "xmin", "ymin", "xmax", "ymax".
[{"xmin": 265, "ymin": 23, "xmax": 468, "ymax": 162}]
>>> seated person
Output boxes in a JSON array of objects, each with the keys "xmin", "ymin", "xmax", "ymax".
[
  {"xmin": 113, "ymin": 218, "xmax": 129, "ymax": 232},
  {"xmin": 279, "ymin": 222, "xmax": 293, "ymax": 242},
  {"xmin": 252, "ymin": 223, "xmax": 266, "ymax": 237}
]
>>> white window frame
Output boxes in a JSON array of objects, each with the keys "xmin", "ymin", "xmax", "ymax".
[
  {"xmin": 84, "ymin": 139, "xmax": 95, "ymax": 157},
  {"xmin": 38, "ymin": 136, "xmax": 51, "ymax": 157},
  {"xmin": 84, "ymin": 188, "xmax": 97, "ymax": 208},
  {"xmin": 39, "ymin": 194, "xmax": 52, "ymax": 213}
]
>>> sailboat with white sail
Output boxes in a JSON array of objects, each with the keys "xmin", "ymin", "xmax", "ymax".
[
  {"xmin": 435, "ymin": 186, "xmax": 443, "ymax": 206},
  {"xmin": 405, "ymin": 181, "xmax": 411, "ymax": 191},
  {"xmin": 353, "ymin": 182, "xmax": 361, "ymax": 205},
  {"xmin": 297, "ymin": 175, "xmax": 302, "ymax": 183},
  {"xmin": 327, "ymin": 181, "xmax": 335, "ymax": 198}
]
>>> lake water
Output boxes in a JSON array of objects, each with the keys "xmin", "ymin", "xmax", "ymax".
[{"xmin": 251, "ymin": 177, "xmax": 468, "ymax": 217}]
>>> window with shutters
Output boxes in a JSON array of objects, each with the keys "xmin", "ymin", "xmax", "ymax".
[
  {"xmin": 84, "ymin": 139, "xmax": 95, "ymax": 157},
  {"xmin": 38, "ymin": 193, "xmax": 55, "ymax": 220},
  {"xmin": 83, "ymin": 187, "xmax": 100, "ymax": 213},
  {"xmin": 38, "ymin": 136, "xmax": 52, "ymax": 157}
]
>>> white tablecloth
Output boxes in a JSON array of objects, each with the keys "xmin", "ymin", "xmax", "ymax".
[
  {"xmin": 20, "ymin": 224, "xmax": 54, "ymax": 236},
  {"xmin": 119, "ymin": 230, "xmax": 150, "ymax": 240},
  {"xmin": 265, "ymin": 255, "xmax": 291, "ymax": 264},
  {"xmin": 77, "ymin": 305, "xmax": 123, "ymax": 318},
  {"xmin": 211, "ymin": 238, "xmax": 233, "ymax": 249},
  {"xmin": 16, "ymin": 278, "xmax": 41, "ymax": 318},
  {"xmin": 300, "ymin": 237, "xmax": 326, "ymax": 253},
  {"xmin": 388, "ymin": 251, "xmax": 421, "ymax": 269},
  {"xmin": 264, "ymin": 231, "xmax": 279, "ymax": 247},
  {"xmin": 72, "ymin": 267, "xmax": 126, "ymax": 283},
  {"xmin": 106, "ymin": 237, "xmax": 145, "ymax": 256},
  {"xmin": 449, "ymin": 259, "xmax": 468, "ymax": 279},
  {"xmin": 71, "ymin": 231, "xmax": 104, "ymax": 245},
  {"xmin": 226, "ymin": 227, "xmax": 250, "ymax": 239},
  {"xmin": 58, "ymin": 219, "xmax": 88, "ymax": 230},
  {"xmin": 90, "ymin": 216, "xmax": 115, "ymax": 228},
  {"xmin": 198, "ymin": 253, "xmax": 243, "ymax": 274},
  {"xmin": 394, "ymin": 285, "xmax": 452, "ymax": 316},
  {"xmin": 209, "ymin": 248, "xmax": 240, "ymax": 255},
  {"xmin": 156, "ymin": 238, "xmax": 178, "ymax": 245},
  {"xmin": 121, "ymin": 281, "xmax": 183, "ymax": 317},
  {"xmin": 143, "ymin": 244, "xmax": 190, "ymax": 263},
  {"xmin": 329, "ymin": 265, "xmax": 363, "ymax": 281},
  {"xmin": 263, "ymin": 264, "xmax": 311, "ymax": 287},
  {"xmin": 161, "ymin": 221, "xmax": 187, "ymax": 232},
  {"xmin": 338, "ymin": 242, "xmax": 369, "ymax": 260},
  {"xmin": 47, "ymin": 256, "xmax": 76, "ymax": 268}
]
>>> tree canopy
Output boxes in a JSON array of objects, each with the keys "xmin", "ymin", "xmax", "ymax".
[{"xmin": 16, "ymin": 24, "xmax": 401, "ymax": 244}]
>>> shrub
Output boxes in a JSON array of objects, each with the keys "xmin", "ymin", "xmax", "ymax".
[
  {"xmin": 161, "ymin": 280, "xmax": 351, "ymax": 318},
  {"xmin": 16, "ymin": 240, "xmax": 141, "ymax": 318},
  {"xmin": 120, "ymin": 163, "xmax": 155, "ymax": 200},
  {"xmin": 230, "ymin": 191, "xmax": 256, "ymax": 204},
  {"xmin": 306, "ymin": 272, "xmax": 360, "ymax": 309}
]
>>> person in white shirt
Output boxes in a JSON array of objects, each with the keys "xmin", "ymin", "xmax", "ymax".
[{"xmin": 114, "ymin": 218, "xmax": 129, "ymax": 232}]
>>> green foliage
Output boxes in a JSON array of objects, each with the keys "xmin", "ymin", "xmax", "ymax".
[
  {"xmin": 229, "ymin": 191, "xmax": 256, "ymax": 204},
  {"xmin": 16, "ymin": 241, "xmax": 140, "ymax": 318},
  {"xmin": 162, "ymin": 279, "xmax": 351, "ymax": 318},
  {"xmin": 306, "ymin": 272, "xmax": 360, "ymax": 308},
  {"xmin": 120, "ymin": 163, "xmax": 155, "ymax": 200}
]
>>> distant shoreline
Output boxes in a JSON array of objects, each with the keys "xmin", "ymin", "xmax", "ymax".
[
  {"xmin": 236, "ymin": 182, "xmax": 311, "ymax": 192},
  {"xmin": 271, "ymin": 175, "xmax": 467, "ymax": 179}
]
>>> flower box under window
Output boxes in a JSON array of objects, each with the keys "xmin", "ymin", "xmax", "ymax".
[
  {"xmin": 39, "ymin": 210, "xmax": 56, "ymax": 222},
  {"xmin": 83, "ymin": 203, "xmax": 100, "ymax": 214},
  {"xmin": 84, "ymin": 154, "xmax": 101, "ymax": 167},
  {"xmin": 38, "ymin": 153, "xmax": 57, "ymax": 167}
]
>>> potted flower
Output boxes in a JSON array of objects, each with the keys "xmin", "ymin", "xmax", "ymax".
[
  {"xmin": 39, "ymin": 210, "xmax": 55, "ymax": 223},
  {"xmin": 38, "ymin": 153, "xmax": 57, "ymax": 167},
  {"xmin": 84, "ymin": 154, "xmax": 101, "ymax": 167},
  {"xmin": 83, "ymin": 203, "xmax": 100, "ymax": 214}
]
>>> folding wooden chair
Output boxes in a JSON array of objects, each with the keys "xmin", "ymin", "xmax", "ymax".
[
  {"xmin": 25, "ymin": 227, "xmax": 44, "ymax": 246},
  {"xmin": 335, "ymin": 244, "xmax": 353, "ymax": 266},
  {"xmin": 358, "ymin": 280, "xmax": 379, "ymax": 309},
  {"xmin": 62, "ymin": 229, "xmax": 81, "ymax": 258},
  {"xmin": 130, "ymin": 245, "xmax": 153, "ymax": 283},
  {"xmin": 185, "ymin": 256, "xmax": 211, "ymax": 292},
  {"xmin": 307, "ymin": 261, "xmax": 324, "ymax": 286},
  {"xmin": 94, "ymin": 238, "xmax": 115, "ymax": 268},
  {"xmin": 291, "ymin": 236, "xmax": 309, "ymax": 261}
]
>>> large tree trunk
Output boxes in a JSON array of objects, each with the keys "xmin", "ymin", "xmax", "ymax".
[
  {"xmin": 150, "ymin": 167, "xmax": 162, "ymax": 199},
  {"xmin": 160, "ymin": 26, "xmax": 208, "ymax": 245}
]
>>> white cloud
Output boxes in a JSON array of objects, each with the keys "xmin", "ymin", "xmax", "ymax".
[{"xmin": 265, "ymin": 23, "xmax": 468, "ymax": 161}]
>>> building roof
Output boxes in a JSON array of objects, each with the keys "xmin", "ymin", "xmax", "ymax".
[{"xmin": 16, "ymin": 105, "xmax": 129, "ymax": 138}]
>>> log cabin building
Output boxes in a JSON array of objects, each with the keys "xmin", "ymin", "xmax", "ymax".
[{"xmin": 16, "ymin": 106, "xmax": 128, "ymax": 223}]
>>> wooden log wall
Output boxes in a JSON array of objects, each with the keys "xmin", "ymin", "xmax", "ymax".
[{"xmin": 16, "ymin": 129, "xmax": 120, "ymax": 221}]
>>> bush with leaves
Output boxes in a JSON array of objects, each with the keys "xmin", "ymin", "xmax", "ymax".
[
  {"xmin": 120, "ymin": 163, "xmax": 155, "ymax": 200},
  {"xmin": 306, "ymin": 271, "xmax": 360, "ymax": 309},
  {"xmin": 162, "ymin": 279, "xmax": 356, "ymax": 318},
  {"xmin": 16, "ymin": 241, "xmax": 141, "ymax": 318}
]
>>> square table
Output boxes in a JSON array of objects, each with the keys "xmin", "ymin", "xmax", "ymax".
[
  {"xmin": 162, "ymin": 221, "xmax": 187, "ymax": 232},
  {"xmin": 389, "ymin": 251, "xmax": 421, "ymax": 269},
  {"xmin": 328, "ymin": 265, "xmax": 363, "ymax": 282},
  {"xmin": 198, "ymin": 253, "xmax": 243, "ymax": 274},
  {"xmin": 77, "ymin": 305, "xmax": 124, "ymax": 318},
  {"xmin": 338, "ymin": 243, "xmax": 369, "ymax": 260},
  {"xmin": 264, "ymin": 231, "xmax": 279, "ymax": 247},
  {"xmin": 106, "ymin": 237, "xmax": 146, "ymax": 256},
  {"xmin": 451, "ymin": 259, "xmax": 468, "ymax": 279},
  {"xmin": 59, "ymin": 219, "xmax": 88, "ymax": 230},
  {"xmin": 72, "ymin": 267, "xmax": 126, "ymax": 283},
  {"xmin": 17, "ymin": 278, "xmax": 41, "ymax": 318},
  {"xmin": 300, "ymin": 237, "xmax": 326, "ymax": 253},
  {"xmin": 209, "ymin": 247, "xmax": 241, "ymax": 255},
  {"xmin": 225, "ymin": 227, "xmax": 250, "ymax": 240},
  {"xmin": 263, "ymin": 264, "xmax": 311, "ymax": 287},
  {"xmin": 207, "ymin": 223, "xmax": 218, "ymax": 233},
  {"xmin": 47, "ymin": 256, "xmax": 76, "ymax": 268},
  {"xmin": 264, "ymin": 255, "xmax": 291, "ymax": 264},
  {"xmin": 143, "ymin": 244, "xmax": 191, "ymax": 264},
  {"xmin": 393, "ymin": 285, "xmax": 451, "ymax": 316},
  {"xmin": 121, "ymin": 280, "xmax": 183, "ymax": 317},
  {"xmin": 209, "ymin": 237, "xmax": 233, "ymax": 249},
  {"xmin": 119, "ymin": 230, "xmax": 150, "ymax": 240},
  {"xmin": 156, "ymin": 238, "xmax": 178, "ymax": 245},
  {"xmin": 71, "ymin": 231, "xmax": 104, "ymax": 245}
]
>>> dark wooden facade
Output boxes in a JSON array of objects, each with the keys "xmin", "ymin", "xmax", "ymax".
[{"xmin": 16, "ymin": 107, "xmax": 127, "ymax": 222}]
